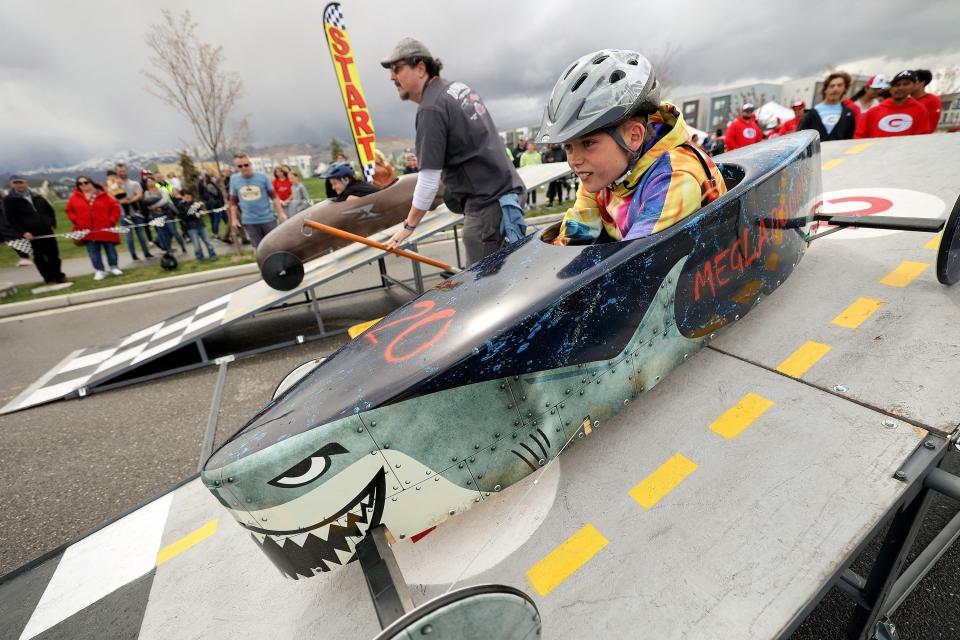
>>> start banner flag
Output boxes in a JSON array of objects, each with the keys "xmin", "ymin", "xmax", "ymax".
[{"xmin": 323, "ymin": 2, "xmax": 377, "ymax": 183}]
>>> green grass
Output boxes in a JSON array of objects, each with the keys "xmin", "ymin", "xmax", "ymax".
[{"xmin": 1, "ymin": 252, "xmax": 256, "ymax": 305}]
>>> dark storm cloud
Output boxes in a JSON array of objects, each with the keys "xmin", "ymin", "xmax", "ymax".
[{"xmin": 1, "ymin": 0, "xmax": 958, "ymax": 170}]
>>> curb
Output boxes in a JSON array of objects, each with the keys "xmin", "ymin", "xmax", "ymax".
[
  {"xmin": 0, "ymin": 213, "xmax": 564, "ymax": 319},
  {"xmin": 0, "ymin": 263, "xmax": 260, "ymax": 319}
]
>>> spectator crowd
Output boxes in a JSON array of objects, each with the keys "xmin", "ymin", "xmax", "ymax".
[
  {"xmin": 713, "ymin": 68, "xmax": 943, "ymax": 154},
  {"xmin": 0, "ymin": 61, "xmax": 951, "ymax": 287}
]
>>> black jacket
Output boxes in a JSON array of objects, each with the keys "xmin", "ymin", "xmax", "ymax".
[
  {"xmin": 798, "ymin": 104, "xmax": 857, "ymax": 141},
  {"xmin": 2, "ymin": 191, "xmax": 57, "ymax": 236}
]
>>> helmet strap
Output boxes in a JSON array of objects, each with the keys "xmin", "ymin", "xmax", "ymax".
[{"xmin": 606, "ymin": 124, "xmax": 646, "ymax": 187}]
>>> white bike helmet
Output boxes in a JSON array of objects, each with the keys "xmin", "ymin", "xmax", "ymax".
[{"xmin": 537, "ymin": 49, "xmax": 660, "ymax": 151}]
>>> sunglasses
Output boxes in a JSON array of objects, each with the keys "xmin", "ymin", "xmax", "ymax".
[
  {"xmin": 236, "ymin": 163, "xmax": 251, "ymax": 168},
  {"xmin": 77, "ymin": 180, "xmax": 92, "ymax": 185},
  {"xmin": 389, "ymin": 61, "xmax": 408, "ymax": 74}
]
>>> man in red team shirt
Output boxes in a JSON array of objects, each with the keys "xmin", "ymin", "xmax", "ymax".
[
  {"xmin": 855, "ymin": 70, "xmax": 929, "ymax": 139},
  {"xmin": 911, "ymin": 69, "xmax": 942, "ymax": 133},
  {"xmin": 724, "ymin": 104, "xmax": 764, "ymax": 151},
  {"xmin": 778, "ymin": 100, "xmax": 806, "ymax": 136}
]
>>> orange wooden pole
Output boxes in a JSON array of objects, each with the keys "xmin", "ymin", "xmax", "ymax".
[{"xmin": 302, "ymin": 219, "xmax": 454, "ymax": 271}]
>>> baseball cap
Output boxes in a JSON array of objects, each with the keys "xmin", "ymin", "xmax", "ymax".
[
  {"xmin": 741, "ymin": 103, "xmax": 755, "ymax": 112},
  {"xmin": 866, "ymin": 74, "xmax": 889, "ymax": 89},
  {"xmin": 791, "ymin": 100, "xmax": 806, "ymax": 109},
  {"xmin": 891, "ymin": 70, "xmax": 918, "ymax": 84},
  {"xmin": 381, "ymin": 37, "xmax": 433, "ymax": 68}
]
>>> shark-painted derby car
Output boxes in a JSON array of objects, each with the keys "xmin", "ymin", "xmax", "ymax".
[{"xmin": 204, "ymin": 130, "xmax": 959, "ymax": 581}]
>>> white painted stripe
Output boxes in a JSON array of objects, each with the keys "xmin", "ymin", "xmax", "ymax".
[
  {"xmin": 18, "ymin": 493, "xmax": 173, "ymax": 640},
  {"xmin": 131, "ymin": 336, "xmax": 184, "ymax": 365},
  {"xmin": 92, "ymin": 342, "xmax": 150, "ymax": 374},
  {"xmin": 119, "ymin": 322, "xmax": 164, "ymax": 347},
  {"xmin": 196, "ymin": 294, "xmax": 232, "ymax": 314},
  {"xmin": 184, "ymin": 310, "xmax": 226, "ymax": 336},
  {"xmin": 152, "ymin": 317, "xmax": 192, "ymax": 341},
  {"xmin": 16, "ymin": 376, "xmax": 93, "ymax": 408},
  {"xmin": 58, "ymin": 348, "xmax": 119, "ymax": 374}
]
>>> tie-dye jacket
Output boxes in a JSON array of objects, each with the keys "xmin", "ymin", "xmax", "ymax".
[{"xmin": 554, "ymin": 103, "xmax": 726, "ymax": 245}]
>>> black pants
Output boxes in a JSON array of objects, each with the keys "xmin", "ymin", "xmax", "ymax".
[
  {"xmin": 547, "ymin": 180, "xmax": 564, "ymax": 205},
  {"xmin": 30, "ymin": 236, "xmax": 65, "ymax": 283}
]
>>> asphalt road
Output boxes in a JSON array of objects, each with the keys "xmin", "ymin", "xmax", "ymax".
[{"xmin": 0, "ymin": 248, "xmax": 957, "ymax": 639}]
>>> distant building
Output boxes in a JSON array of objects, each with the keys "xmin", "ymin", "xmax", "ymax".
[{"xmin": 249, "ymin": 155, "xmax": 314, "ymax": 177}]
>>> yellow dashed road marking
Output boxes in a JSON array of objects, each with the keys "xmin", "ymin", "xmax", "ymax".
[
  {"xmin": 776, "ymin": 341, "xmax": 832, "ymax": 378},
  {"xmin": 526, "ymin": 524, "xmax": 608, "ymax": 597},
  {"xmin": 710, "ymin": 393, "xmax": 774, "ymax": 440},
  {"xmin": 156, "ymin": 519, "xmax": 218, "ymax": 566},
  {"xmin": 844, "ymin": 143, "xmax": 872, "ymax": 155},
  {"xmin": 822, "ymin": 159, "xmax": 844, "ymax": 171},
  {"xmin": 924, "ymin": 234, "xmax": 941, "ymax": 251},
  {"xmin": 629, "ymin": 453, "xmax": 698, "ymax": 510},
  {"xmin": 832, "ymin": 297, "xmax": 885, "ymax": 329},
  {"xmin": 880, "ymin": 261, "xmax": 929, "ymax": 287}
]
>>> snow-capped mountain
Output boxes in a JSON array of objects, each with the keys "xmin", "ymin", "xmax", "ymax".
[{"xmin": 11, "ymin": 149, "xmax": 181, "ymax": 180}]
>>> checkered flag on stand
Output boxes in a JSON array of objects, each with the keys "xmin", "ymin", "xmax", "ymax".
[
  {"xmin": 323, "ymin": 3, "xmax": 346, "ymax": 29},
  {"xmin": 5, "ymin": 238, "xmax": 33, "ymax": 257}
]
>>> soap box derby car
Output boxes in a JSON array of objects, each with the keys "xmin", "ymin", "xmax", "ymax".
[
  {"xmin": 256, "ymin": 173, "xmax": 445, "ymax": 291},
  {"xmin": 202, "ymin": 130, "xmax": 960, "ymax": 581}
]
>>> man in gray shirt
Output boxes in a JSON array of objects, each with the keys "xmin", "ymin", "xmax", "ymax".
[
  {"xmin": 382, "ymin": 38, "xmax": 524, "ymax": 265},
  {"xmin": 115, "ymin": 163, "xmax": 153, "ymax": 260}
]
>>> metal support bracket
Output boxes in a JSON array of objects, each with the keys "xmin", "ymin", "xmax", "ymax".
[
  {"xmin": 893, "ymin": 434, "xmax": 945, "ymax": 483},
  {"xmin": 356, "ymin": 525, "xmax": 414, "ymax": 629}
]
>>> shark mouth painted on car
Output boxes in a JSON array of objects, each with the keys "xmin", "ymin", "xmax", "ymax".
[{"xmin": 244, "ymin": 469, "xmax": 385, "ymax": 578}]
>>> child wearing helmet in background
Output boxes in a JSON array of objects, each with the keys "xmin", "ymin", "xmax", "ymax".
[
  {"xmin": 538, "ymin": 50, "xmax": 726, "ymax": 245},
  {"xmin": 321, "ymin": 161, "xmax": 381, "ymax": 203}
]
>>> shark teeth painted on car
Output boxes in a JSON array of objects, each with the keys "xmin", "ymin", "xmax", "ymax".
[{"xmin": 244, "ymin": 468, "xmax": 385, "ymax": 578}]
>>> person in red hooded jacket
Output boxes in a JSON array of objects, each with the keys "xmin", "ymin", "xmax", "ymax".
[
  {"xmin": 778, "ymin": 100, "xmax": 807, "ymax": 136},
  {"xmin": 912, "ymin": 69, "xmax": 942, "ymax": 133},
  {"xmin": 724, "ymin": 104, "xmax": 764, "ymax": 151},
  {"xmin": 66, "ymin": 175, "xmax": 123, "ymax": 280},
  {"xmin": 855, "ymin": 70, "xmax": 929, "ymax": 139}
]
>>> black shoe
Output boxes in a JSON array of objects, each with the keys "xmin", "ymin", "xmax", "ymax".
[{"xmin": 144, "ymin": 252, "xmax": 155, "ymax": 258}]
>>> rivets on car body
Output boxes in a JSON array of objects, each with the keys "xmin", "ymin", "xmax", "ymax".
[{"xmin": 370, "ymin": 421, "xmax": 376, "ymax": 427}]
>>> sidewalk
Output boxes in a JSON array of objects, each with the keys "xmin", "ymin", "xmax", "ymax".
[{"xmin": 2, "ymin": 237, "xmax": 239, "ymax": 286}]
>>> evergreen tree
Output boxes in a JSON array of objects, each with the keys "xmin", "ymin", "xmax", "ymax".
[{"xmin": 179, "ymin": 150, "xmax": 201, "ymax": 195}]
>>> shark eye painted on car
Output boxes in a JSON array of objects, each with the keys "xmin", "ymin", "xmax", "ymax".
[{"xmin": 268, "ymin": 443, "xmax": 348, "ymax": 488}]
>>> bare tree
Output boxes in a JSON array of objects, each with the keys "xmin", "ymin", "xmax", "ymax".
[
  {"xmin": 646, "ymin": 42, "xmax": 682, "ymax": 98},
  {"xmin": 143, "ymin": 10, "xmax": 244, "ymax": 177}
]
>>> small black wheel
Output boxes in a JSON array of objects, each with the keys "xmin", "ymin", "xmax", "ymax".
[
  {"xmin": 261, "ymin": 251, "xmax": 304, "ymax": 291},
  {"xmin": 936, "ymin": 194, "xmax": 960, "ymax": 286}
]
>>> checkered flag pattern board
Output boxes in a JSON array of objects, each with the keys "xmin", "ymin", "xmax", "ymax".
[
  {"xmin": 324, "ymin": 3, "xmax": 345, "ymax": 29},
  {"xmin": 3, "ymin": 294, "xmax": 232, "ymax": 412},
  {"xmin": 362, "ymin": 162, "xmax": 376, "ymax": 183}
]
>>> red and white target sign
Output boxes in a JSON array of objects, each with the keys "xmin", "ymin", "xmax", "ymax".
[{"xmin": 814, "ymin": 188, "xmax": 945, "ymax": 240}]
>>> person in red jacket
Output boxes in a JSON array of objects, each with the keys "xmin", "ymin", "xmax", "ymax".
[
  {"xmin": 724, "ymin": 104, "xmax": 763, "ymax": 151},
  {"xmin": 778, "ymin": 100, "xmax": 806, "ymax": 136},
  {"xmin": 912, "ymin": 69, "xmax": 942, "ymax": 133},
  {"xmin": 66, "ymin": 175, "xmax": 123, "ymax": 280},
  {"xmin": 855, "ymin": 70, "xmax": 929, "ymax": 139}
]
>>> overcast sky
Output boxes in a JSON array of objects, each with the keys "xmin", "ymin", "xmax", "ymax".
[{"xmin": 3, "ymin": 0, "xmax": 959, "ymax": 170}]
